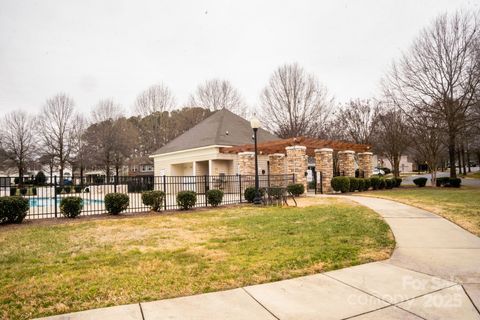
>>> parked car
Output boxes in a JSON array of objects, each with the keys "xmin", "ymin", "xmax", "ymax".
[{"xmin": 373, "ymin": 168, "xmax": 385, "ymax": 176}]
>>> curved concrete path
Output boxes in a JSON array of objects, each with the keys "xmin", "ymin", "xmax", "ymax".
[{"xmin": 38, "ymin": 196, "xmax": 480, "ymax": 320}]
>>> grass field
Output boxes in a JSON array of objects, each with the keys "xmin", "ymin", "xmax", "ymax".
[
  {"xmin": 359, "ymin": 187, "xmax": 480, "ymax": 236},
  {"xmin": 0, "ymin": 198, "xmax": 393, "ymax": 319},
  {"xmin": 461, "ymin": 171, "xmax": 480, "ymax": 179}
]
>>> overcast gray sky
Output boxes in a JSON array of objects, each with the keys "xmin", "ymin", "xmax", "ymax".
[{"xmin": 0, "ymin": 0, "xmax": 478, "ymax": 116}]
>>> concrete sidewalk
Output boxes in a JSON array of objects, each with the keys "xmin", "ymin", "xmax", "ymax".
[{"xmin": 38, "ymin": 196, "xmax": 480, "ymax": 320}]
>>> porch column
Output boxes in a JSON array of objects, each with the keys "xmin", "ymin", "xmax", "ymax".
[
  {"xmin": 338, "ymin": 150, "xmax": 355, "ymax": 177},
  {"xmin": 268, "ymin": 153, "xmax": 286, "ymax": 186},
  {"xmin": 237, "ymin": 152, "xmax": 255, "ymax": 175},
  {"xmin": 314, "ymin": 148, "xmax": 333, "ymax": 193},
  {"xmin": 358, "ymin": 152, "xmax": 373, "ymax": 178},
  {"xmin": 285, "ymin": 146, "xmax": 307, "ymax": 193}
]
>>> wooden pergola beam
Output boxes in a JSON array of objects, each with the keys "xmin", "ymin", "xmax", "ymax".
[{"xmin": 220, "ymin": 136, "xmax": 371, "ymax": 156}]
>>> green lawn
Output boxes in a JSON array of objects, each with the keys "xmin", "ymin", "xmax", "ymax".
[
  {"xmin": 0, "ymin": 198, "xmax": 394, "ymax": 319},
  {"xmin": 461, "ymin": 171, "xmax": 480, "ymax": 179},
  {"xmin": 359, "ymin": 187, "xmax": 480, "ymax": 236}
]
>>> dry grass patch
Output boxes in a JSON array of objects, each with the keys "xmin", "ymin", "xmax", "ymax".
[{"xmin": 0, "ymin": 198, "xmax": 394, "ymax": 319}]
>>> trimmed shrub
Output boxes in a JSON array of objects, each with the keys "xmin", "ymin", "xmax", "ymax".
[
  {"xmin": 449, "ymin": 178, "xmax": 461, "ymax": 188},
  {"xmin": 142, "ymin": 190, "xmax": 166, "ymax": 211},
  {"xmin": 349, "ymin": 177, "xmax": 359, "ymax": 192},
  {"xmin": 394, "ymin": 177, "xmax": 402, "ymax": 187},
  {"xmin": 385, "ymin": 179, "xmax": 394, "ymax": 189},
  {"xmin": 14, "ymin": 177, "xmax": 20, "ymax": 185},
  {"xmin": 287, "ymin": 183, "xmax": 304, "ymax": 196},
  {"xmin": 64, "ymin": 186, "xmax": 71, "ymax": 193},
  {"xmin": 436, "ymin": 177, "xmax": 461, "ymax": 188},
  {"xmin": 0, "ymin": 196, "xmax": 29, "ymax": 224},
  {"xmin": 357, "ymin": 178, "xmax": 366, "ymax": 191},
  {"xmin": 206, "ymin": 189, "xmax": 224, "ymax": 207},
  {"xmin": 436, "ymin": 177, "xmax": 450, "ymax": 187},
  {"xmin": 378, "ymin": 179, "xmax": 386, "ymax": 190},
  {"xmin": 244, "ymin": 187, "xmax": 265, "ymax": 203},
  {"xmin": 19, "ymin": 187, "xmax": 28, "ymax": 196},
  {"xmin": 364, "ymin": 178, "xmax": 371, "ymax": 190},
  {"xmin": 267, "ymin": 187, "xmax": 284, "ymax": 200},
  {"xmin": 74, "ymin": 185, "xmax": 82, "ymax": 193},
  {"xmin": 331, "ymin": 176, "xmax": 350, "ymax": 193},
  {"xmin": 413, "ymin": 177, "xmax": 428, "ymax": 187},
  {"xmin": 31, "ymin": 187, "xmax": 37, "ymax": 196},
  {"xmin": 370, "ymin": 177, "xmax": 380, "ymax": 190},
  {"xmin": 60, "ymin": 196, "xmax": 83, "ymax": 218},
  {"xmin": 34, "ymin": 171, "xmax": 47, "ymax": 186},
  {"xmin": 177, "ymin": 191, "xmax": 197, "ymax": 210},
  {"xmin": 9, "ymin": 187, "xmax": 17, "ymax": 196},
  {"xmin": 104, "ymin": 193, "xmax": 129, "ymax": 215},
  {"xmin": 84, "ymin": 187, "xmax": 90, "ymax": 193},
  {"xmin": 55, "ymin": 187, "xmax": 63, "ymax": 194}
]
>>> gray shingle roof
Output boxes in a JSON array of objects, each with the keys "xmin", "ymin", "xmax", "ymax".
[{"xmin": 151, "ymin": 109, "xmax": 279, "ymax": 156}]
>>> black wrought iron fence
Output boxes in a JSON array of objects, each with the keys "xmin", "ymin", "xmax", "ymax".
[{"xmin": 0, "ymin": 174, "xmax": 295, "ymax": 220}]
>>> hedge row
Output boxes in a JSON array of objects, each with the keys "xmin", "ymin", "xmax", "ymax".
[{"xmin": 331, "ymin": 176, "xmax": 403, "ymax": 193}]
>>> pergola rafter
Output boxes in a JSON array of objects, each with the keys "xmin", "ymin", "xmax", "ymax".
[{"xmin": 220, "ymin": 136, "xmax": 371, "ymax": 156}]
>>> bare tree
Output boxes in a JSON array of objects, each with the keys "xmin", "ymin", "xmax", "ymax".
[
  {"xmin": 384, "ymin": 11, "xmax": 480, "ymax": 178},
  {"xmin": 85, "ymin": 99, "xmax": 124, "ymax": 181},
  {"xmin": 37, "ymin": 93, "xmax": 76, "ymax": 184},
  {"xmin": 189, "ymin": 79, "xmax": 247, "ymax": 116},
  {"xmin": 134, "ymin": 83, "xmax": 176, "ymax": 117},
  {"xmin": 260, "ymin": 63, "xmax": 333, "ymax": 138},
  {"xmin": 334, "ymin": 99, "xmax": 379, "ymax": 144},
  {"xmin": 375, "ymin": 105, "xmax": 411, "ymax": 178},
  {"xmin": 70, "ymin": 114, "xmax": 89, "ymax": 184},
  {"xmin": 0, "ymin": 111, "xmax": 35, "ymax": 183},
  {"xmin": 91, "ymin": 99, "xmax": 124, "ymax": 123},
  {"xmin": 408, "ymin": 111, "xmax": 446, "ymax": 185}
]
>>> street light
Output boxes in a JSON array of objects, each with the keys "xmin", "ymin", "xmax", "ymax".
[{"xmin": 250, "ymin": 116, "xmax": 262, "ymax": 205}]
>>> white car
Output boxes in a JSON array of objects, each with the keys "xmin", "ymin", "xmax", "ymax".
[{"xmin": 373, "ymin": 168, "xmax": 385, "ymax": 176}]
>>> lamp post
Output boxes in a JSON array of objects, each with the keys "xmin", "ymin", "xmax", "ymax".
[{"xmin": 250, "ymin": 116, "xmax": 262, "ymax": 205}]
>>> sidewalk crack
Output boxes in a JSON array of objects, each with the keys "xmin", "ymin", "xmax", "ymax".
[
  {"xmin": 139, "ymin": 302, "xmax": 145, "ymax": 320},
  {"xmin": 241, "ymin": 287, "xmax": 280, "ymax": 320}
]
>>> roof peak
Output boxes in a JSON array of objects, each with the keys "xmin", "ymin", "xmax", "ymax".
[{"xmin": 151, "ymin": 109, "xmax": 279, "ymax": 156}]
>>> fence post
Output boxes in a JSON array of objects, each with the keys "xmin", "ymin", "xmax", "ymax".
[
  {"xmin": 54, "ymin": 176, "xmax": 58, "ymax": 218},
  {"xmin": 292, "ymin": 173, "xmax": 296, "ymax": 183},
  {"xmin": 238, "ymin": 174, "xmax": 242, "ymax": 203},
  {"xmin": 204, "ymin": 175, "xmax": 208, "ymax": 207},
  {"xmin": 114, "ymin": 175, "xmax": 118, "ymax": 193},
  {"xmin": 163, "ymin": 176, "xmax": 167, "ymax": 211}
]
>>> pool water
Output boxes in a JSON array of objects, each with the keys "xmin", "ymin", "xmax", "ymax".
[{"xmin": 29, "ymin": 197, "xmax": 104, "ymax": 207}]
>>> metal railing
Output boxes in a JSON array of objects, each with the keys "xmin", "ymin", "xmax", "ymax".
[{"xmin": 0, "ymin": 174, "xmax": 295, "ymax": 220}]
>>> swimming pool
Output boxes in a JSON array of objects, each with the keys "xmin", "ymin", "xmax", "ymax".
[{"xmin": 29, "ymin": 197, "xmax": 104, "ymax": 208}]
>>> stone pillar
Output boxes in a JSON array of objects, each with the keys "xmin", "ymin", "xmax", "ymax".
[
  {"xmin": 268, "ymin": 153, "xmax": 286, "ymax": 186},
  {"xmin": 358, "ymin": 152, "xmax": 373, "ymax": 178},
  {"xmin": 314, "ymin": 148, "xmax": 333, "ymax": 193},
  {"xmin": 285, "ymin": 146, "xmax": 308, "ymax": 193},
  {"xmin": 238, "ymin": 152, "xmax": 255, "ymax": 175},
  {"xmin": 338, "ymin": 150, "xmax": 355, "ymax": 177}
]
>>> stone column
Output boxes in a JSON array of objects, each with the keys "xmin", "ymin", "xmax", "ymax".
[
  {"xmin": 268, "ymin": 153, "xmax": 286, "ymax": 186},
  {"xmin": 358, "ymin": 152, "xmax": 373, "ymax": 178},
  {"xmin": 285, "ymin": 146, "xmax": 308, "ymax": 193},
  {"xmin": 314, "ymin": 148, "xmax": 333, "ymax": 193},
  {"xmin": 237, "ymin": 152, "xmax": 255, "ymax": 175},
  {"xmin": 338, "ymin": 150, "xmax": 355, "ymax": 177}
]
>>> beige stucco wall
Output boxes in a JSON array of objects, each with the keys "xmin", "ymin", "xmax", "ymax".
[{"xmin": 151, "ymin": 146, "xmax": 238, "ymax": 176}]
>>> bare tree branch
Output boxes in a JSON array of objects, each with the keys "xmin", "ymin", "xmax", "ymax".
[{"xmin": 260, "ymin": 63, "xmax": 334, "ymax": 138}]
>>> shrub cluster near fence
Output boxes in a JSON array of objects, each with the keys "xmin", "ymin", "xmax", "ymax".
[
  {"xmin": 0, "ymin": 174, "xmax": 294, "ymax": 220},
  {"xmin": 331, "ymin": 176, "xmax": 403, "ymax": 193}
]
